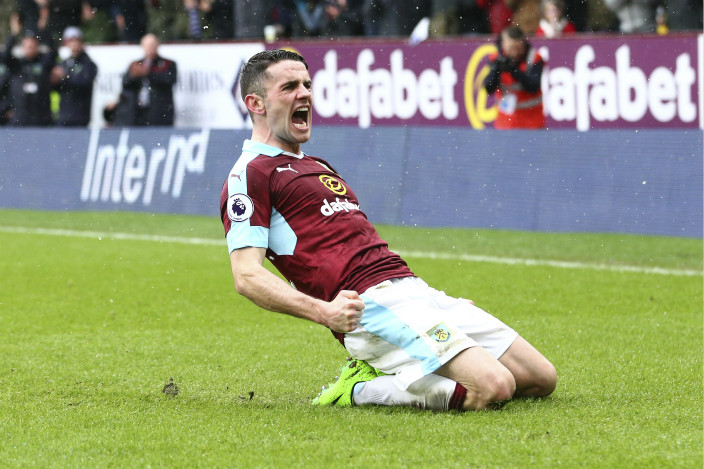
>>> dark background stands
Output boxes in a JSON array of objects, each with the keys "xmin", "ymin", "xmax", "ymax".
[
  {"xmin": 665, "ymin": 0, "xmax": 702, "ymax": 31},
  {"xmin": 362, "ymin": 0, "xmax": 431, "ymax": 36},
  {"xmin": 323, "ymin": 0, "xmax": 364, "ymax": 37},
  {"xmin": 43, "ymin": 0, "xmax": 82, "ymax": 41},
  {"xmin": 201, "ymin": 0, "xmax": 235, "ymax": 39},
  {"xmin": 234, "ymin": 0, "xmax": 272, "ymax": 39},
  {"xmin": 1, "ymin": 0, "xmax": 703, "ymax": 45},
  {"xmin": 116, "ymin": 0, "xmax": 148, "ymax": 42},
  {"xmin": 429, "ymin": 0, "xmax": 489, "ymax": 36},
  {"xmin": 0, "ymin": 61, "xmax": 12, "ymax": 124}
]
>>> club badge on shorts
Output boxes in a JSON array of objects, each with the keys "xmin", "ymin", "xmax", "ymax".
[
  {"xmin": 427, "ymin": 323, "xmax": 452, "ymax": 343},
  {"xmin": 227, "ymin": 193, "xmax": 254, "ymax": 222}
]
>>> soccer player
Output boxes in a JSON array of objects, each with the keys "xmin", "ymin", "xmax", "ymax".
[{"xmin": 220, "ymin": 49, "xmax": 557, "ymax": 411}]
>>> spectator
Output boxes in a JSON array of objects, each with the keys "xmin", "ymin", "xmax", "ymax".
[
  {"xmin": 81, "ymin": 0, "xmax": 121, "ymax": 42},
  {"xmin": 179, "ymin": 0, "xmax": 235, "ymax": 40},
  {"xmin": 50, "ymin": 26, "xmax": 97, "ymax": 126},
  {"xmin": 534, "ymin": 0, "xmax": 575, "ymax": 37},
  {"xmin": 116, "ymin": 0, "xmax": 148, "ymax": 42},
  {"xmin": 476, "ymin": 0, "xmax": 513, "ymax": 34},
  {"xmin": 654, "ymin": 4, "xmax": 667, "ymax": 34},
  {"xmin": 506, "ymin": 0, "xmax": 541, "ymax": 34},
  {"xmin": 460, "ymin": 0, "xmax": 491, "ymax": 35},
  {"xmin": 666, "ymin": 0, "xmax": 702, "ymax": 31},
  {"xmin": 0, "ymin": 61, "xmax": 12, "ymax": 125},
  {"xmin": 182, "ymin": 0, "xmax": 204, "ymax": 39},
  {"xmin": 114, "ymin": 33, "xmax": 177, "ymax": 126},
  {"xmin": 1, "ymin": 13, "xmax": 57, "ymax": 126},
  {"xmin": 483, "ymin": 25, "xmax": 545, "ymax": 129},
  {"xmin": 150, "ymin": 0, "xmax": 190, "ymax": 41},
  {"xmin": 234, "ymin": 0, "xmax": 274, "ymax": 39},
  {"xmin": 269, "ymin": 1, "xmax": 295, "ymax": 39},
  {"xmin": 0, "ymin": 0, "xmax": 17, "ymax": 44},
  {"xmin": 429, "ymin": 0, "xmax": 489, "ymax": 37},
  {"xmin": 584, "ymin": 0, "xmax": 618, "ymax": 31},
  {"xmin": 603, "ymin": 0, "xmax": 658, "ymax": 33},
  {"xmin": 362, "ymin": 0, "xmax": 431, "ymax": 36},
  {"xmin": 291, "ymin": 0, "xmax": 327, "ymax": 36},
  {"xmin": 322, "ymin": 0, "xmax": 364, "ymax": 37},
  {"xmin": 42, "ymin": 0, "xmax": 83, "ymax": 42},
  {"xmin": 14, "ymin": 0, "xmax": 43, "ymax": 34},
  {"xmin": 562, "ymin": 0, "xmax": 586, "ymax": 31},
  {"xmin": 201, "ymin": 0, "xmax": 235, "ymax": 39}
]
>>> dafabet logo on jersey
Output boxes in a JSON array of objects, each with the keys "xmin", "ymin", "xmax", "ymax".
[
  {"xmin": 227, "ymin": 193, "xmax": 254, "ymax": 222},
  {"xmin": 320, "ymin": 197, "xmax": 360, "ymax": 216}
]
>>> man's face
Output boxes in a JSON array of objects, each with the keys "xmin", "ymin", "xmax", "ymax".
[
  {"xmin": 65, "ymin": 37, "xmax": 83, "ymax": 57},
  {"xmin": 258, "ymin": 60, "xmax": 313, "ymax": 150},
  {"xmin": 22, "ymin": 37, "xmax": 39, "ymax": 60},
  {"xmin": 501, "ymin": 35, "xmax": 525, "ymax": 61},
  {"xmin": 141, "ymin": 35, "xmax": 159, "ymax": 60},
  {"xmin": 544, "ymin": 2, "xmax": 561, "ymax": 23}
]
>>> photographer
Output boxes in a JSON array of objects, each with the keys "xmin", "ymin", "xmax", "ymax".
[{"xmin": 483, "ymin": 25, "xmax": 545, "ymax": 129}]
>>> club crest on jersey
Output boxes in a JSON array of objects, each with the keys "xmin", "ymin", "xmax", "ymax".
[
  {"xmin": 227, "ymin": 193, "xmax": 254, "ymax": 222},
  {"xmin": 427, "ymin": 323, "xmax": 452, "ymax": 343},
  {"xmin": 319, "ymin": 174, "xmax": 347, "ymax": 195}
]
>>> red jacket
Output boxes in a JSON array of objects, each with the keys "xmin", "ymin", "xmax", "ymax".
[
  {"xmin": 485, "ymin": 48, "xmax": 545, "ymax": 129},
  {"xmin": 535, "ymin": 19, "xmax": 576, "ymax": 38}
]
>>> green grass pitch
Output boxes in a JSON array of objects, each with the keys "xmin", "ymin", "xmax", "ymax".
[{"xmin": 0, "ymin": 208, "xmax": 701, "ymax": 469}]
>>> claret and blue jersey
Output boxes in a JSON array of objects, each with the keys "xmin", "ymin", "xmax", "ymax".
[{"xmin": 220, "ymin": 140, "xmax": 413, "ymax": 303}]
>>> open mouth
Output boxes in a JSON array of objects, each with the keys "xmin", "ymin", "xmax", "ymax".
[{"xmin": 292, "ymin": 106, "xmax": 309, "ymax": 129}]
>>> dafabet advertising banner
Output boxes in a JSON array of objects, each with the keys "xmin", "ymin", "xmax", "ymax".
[
  {"xmin": 85, "ymin": 34, "xmax": 702, "ymax": 130},
  {"xmin": 287, "ymin": 34, "xmax": 701, "ymax": 131}
]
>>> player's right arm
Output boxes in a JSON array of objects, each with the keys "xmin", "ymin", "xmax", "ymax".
[{"xmin": 229, "ymin": 246, "xmax": 363, "ymax": 333}]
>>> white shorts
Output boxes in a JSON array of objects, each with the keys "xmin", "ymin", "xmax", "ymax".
[{"xmin": 345, "ymin": 277, "xmax": 518, "ymax": 391}]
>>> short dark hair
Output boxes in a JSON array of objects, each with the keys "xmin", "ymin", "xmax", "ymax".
[
  {"xmin": 501, "ymin": 25, "xmax": 526, "ymax": 41},
  {"xmin": 240, "ymin": 49, "xmax": 308, "ymax": 100}
]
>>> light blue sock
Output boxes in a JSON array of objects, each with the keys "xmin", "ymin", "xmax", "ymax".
[{"xmin": 353, "ymin": 382, "xmax": 366, "ymax": 395}]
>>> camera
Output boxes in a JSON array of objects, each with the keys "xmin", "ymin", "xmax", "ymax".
[{"xmin": 495, "ymin": 55, "xmax": 517, "ymax": 72}]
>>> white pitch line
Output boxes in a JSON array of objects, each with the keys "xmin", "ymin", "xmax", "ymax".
[
  {"xmin": 0, "ymin": 226, "xmax": 224, "ymax": 246},
  {"xmin": 395, "ymin": 250, "xmax": 702, "ymax": 277},
  {"xmin": 1, "ymin": 225, "xmax": 701, "ymax": 277}
]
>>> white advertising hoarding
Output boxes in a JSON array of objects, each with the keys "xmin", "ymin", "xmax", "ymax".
[{"xmin": 86, "ymin": 42, "xmax": 264, "ymax": 129}]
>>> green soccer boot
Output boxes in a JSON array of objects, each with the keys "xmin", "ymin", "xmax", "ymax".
[{"xmin": 312, "ymin": 358, "xmax": 380, "ymax": 406}]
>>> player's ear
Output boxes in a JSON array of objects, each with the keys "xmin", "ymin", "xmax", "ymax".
[{"xmin": 245, "ymin": 94, "xmax": 265, "ymax": 116}]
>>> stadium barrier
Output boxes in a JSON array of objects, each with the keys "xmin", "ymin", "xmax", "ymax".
[
  {"xmin": 85, "ymin": 34, "xmax": 703, "ymax": 131},
  {"xmin": 1, "ymin": 127, "xmax": 701, "ymax": 238}
]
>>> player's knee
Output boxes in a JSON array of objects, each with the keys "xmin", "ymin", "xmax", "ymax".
[
  {"xmin": 487, "ymin": 369, "xmax": 517, "ymax": 402},
  {"xmin": 535, "ymin": 361, "xmax": 557, "ymax": 397},
  {"xmin": 464, "ymin": 369, "xmax": 516, "ymax": 410}
]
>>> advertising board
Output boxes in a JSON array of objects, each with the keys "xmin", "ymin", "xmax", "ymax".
[{"xmin": 85, "ymin": 34, "xmax": 702, "ymax": 130}]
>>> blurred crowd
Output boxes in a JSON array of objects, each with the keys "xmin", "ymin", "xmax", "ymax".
[
  {"xmin": 0, "ymin": 12, "xmax": 178, "ymax": 126},
  {"xmin": 0, "ymin": 0, "xmax": 701, "ymax": 46}
]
